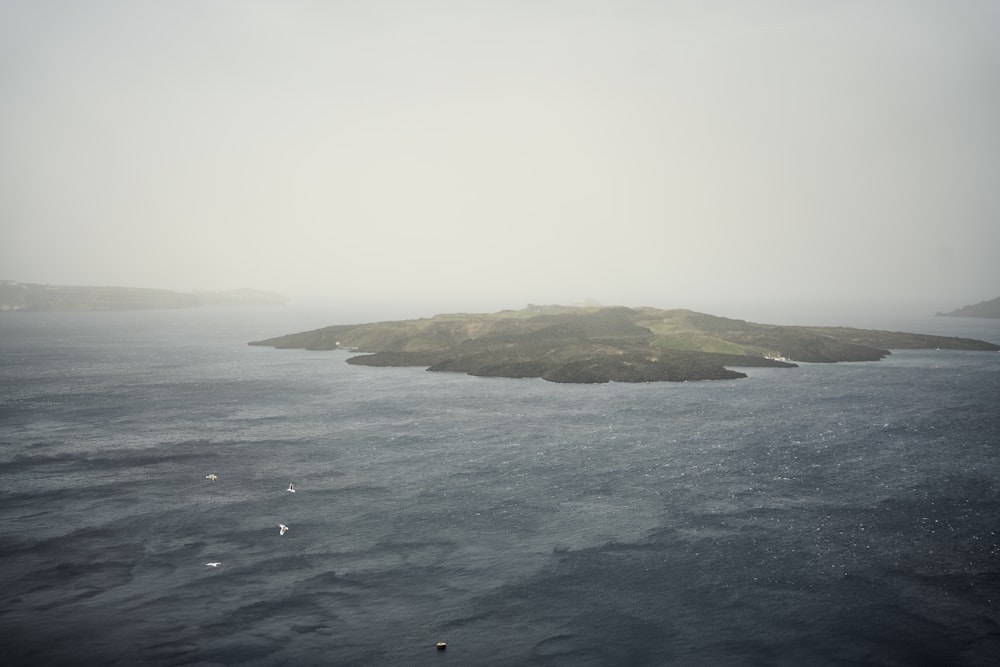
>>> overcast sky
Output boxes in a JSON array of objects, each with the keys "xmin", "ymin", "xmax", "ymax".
[{"xmin": 2, "ymin": 0, "xmax": 998, "ymax": 318}]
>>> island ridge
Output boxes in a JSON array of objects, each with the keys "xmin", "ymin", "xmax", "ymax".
[{"xmin": 249, "ymin": 305, "xmax": 1000, "ymax": 384}]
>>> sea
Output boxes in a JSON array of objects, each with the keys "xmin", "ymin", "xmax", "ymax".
[{"xmin": 1, "ymin": 305, "xmax": 999, "ymax": 666}]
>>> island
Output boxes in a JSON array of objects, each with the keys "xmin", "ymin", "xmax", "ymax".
[
  {"xmin": 0, "ymin": 281, "xmax": 285, "ymax": 311},
  {"xmin": 249, "ymin": 305, "xmax": 1000, "ymax": 383},
  {"xmin": 937, "ymin": 296, "xmax": 1000, "ymax": 318}
]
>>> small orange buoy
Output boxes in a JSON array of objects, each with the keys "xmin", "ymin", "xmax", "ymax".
[{"xmin": 436, "ymin": 642, "xmax": 447, "ymax": 650}]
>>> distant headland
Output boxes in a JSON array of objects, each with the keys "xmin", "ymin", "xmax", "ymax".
[
  {"xmin": 937, "ymin": 296, "xmax": 1000, "ymax": 318},
  {"xmin": 0, "ymin": 281, "xmax": 285, "ymax": 311},
  {"xmin": 249, "ymin": 305, "xmax": 1000, "ymax": 384}
]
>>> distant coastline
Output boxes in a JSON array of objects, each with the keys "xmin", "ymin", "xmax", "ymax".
[
  {"xmin": 0, "ymin": 281, "xmax": 285, "ymax": 311},
  {"xmin": 937, "ymin": 296, "xmax": 1000, "ymax": 319}
]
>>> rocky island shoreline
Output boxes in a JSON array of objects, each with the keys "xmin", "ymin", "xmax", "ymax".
[{"xmin": 249, "ymin": 305, "xmax": 1000, "ymax": 384}]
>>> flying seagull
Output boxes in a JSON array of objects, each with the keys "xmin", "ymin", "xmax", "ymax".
[
  {"xmin": 287, "ymin": 483, "xmax": 296, "ymax": 493},
  {"xmin": 206, "ymin": 562, "xmax": 221, "ymax": 567},
  {"xmin": 278, "ymin": 524, "xmax": 289, "ymax": 536},
  {"xmin": 205, "ymin": 474, "xmax": 218, "ymax": 481}
]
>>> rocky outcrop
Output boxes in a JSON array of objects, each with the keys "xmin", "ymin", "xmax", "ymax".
[{"xmin": 249, "ymin": 305, "xmax": 1000, "ymax": 384}]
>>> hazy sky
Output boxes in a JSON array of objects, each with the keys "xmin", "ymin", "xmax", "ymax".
[{"xmin": 2, "ymin": 0, "xmax": 998, "ymax": 317}]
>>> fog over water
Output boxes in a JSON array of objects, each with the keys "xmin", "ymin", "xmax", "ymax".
[{"xmin": 2, "ymin": 1, "xmax": 999, "ymax": 319}]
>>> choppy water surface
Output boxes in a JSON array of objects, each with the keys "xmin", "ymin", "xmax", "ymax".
[{"xmin": 1, "ymin": 308, "xmax": 999, "ymax": 665}]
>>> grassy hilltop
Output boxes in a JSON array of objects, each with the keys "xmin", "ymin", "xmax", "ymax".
[{"xmin": 250, "ymin": 305, "xmax": 1000, "ymax": 384}]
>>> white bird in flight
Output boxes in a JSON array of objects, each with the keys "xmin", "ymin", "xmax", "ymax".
[
  {"xmin": 278, "ymin": 524, "xmax": 289, "ymax": 536},
  {"xmin": 206, "ymin": 562, "xmax": 221, "ymax": 567},
  {"xmin": 287, "ymin": 483, "xmax": 296, "ymax": 493},
  {"xmin": 205, "ymin": 474, "xmax": 218, "ymax": 481}
]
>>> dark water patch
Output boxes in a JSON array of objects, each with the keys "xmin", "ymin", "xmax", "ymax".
[
  {"xmin": 296, "ymin": 569, "xmax": 351, "ymax": 590},
  {"xmin": 1, "ymin": 449, "xmax": 207, "ymax": 472},
  {"xmin": 446, "ymin": 508, "xmax": 1000, "ymax": 665},
  {"xmin": 201, "ymin": 596, "xmax": 328, "ymax": 633},
  {"xmin": 138, "ymin": 639, "xmax": 203, "ymax": 665},
  {"xmin": 3, "ymin": 311, "xmax": 998, "ymax": 665},
  {"xmin": 187, "ymin": 636, "xmax": 282, "ymax": 666},
  {"xmin": 812, "ymin": 602, "xmax": 966, "ymax": 666},
  {"xmin": 528, "ymin": 613, "xmax": 668, "ymax": 666},
  {"xmin": 362, "ymin": 538, "xmax": 458, "ymax": 565},
  {"xmin": 291, "ymin": 622, "xmax": 333, "ymax": 635}
]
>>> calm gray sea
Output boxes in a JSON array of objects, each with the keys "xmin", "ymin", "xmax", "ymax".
[{"xmin": 1, "ymin": 306, "xmax": 999, "ymax": 666}]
